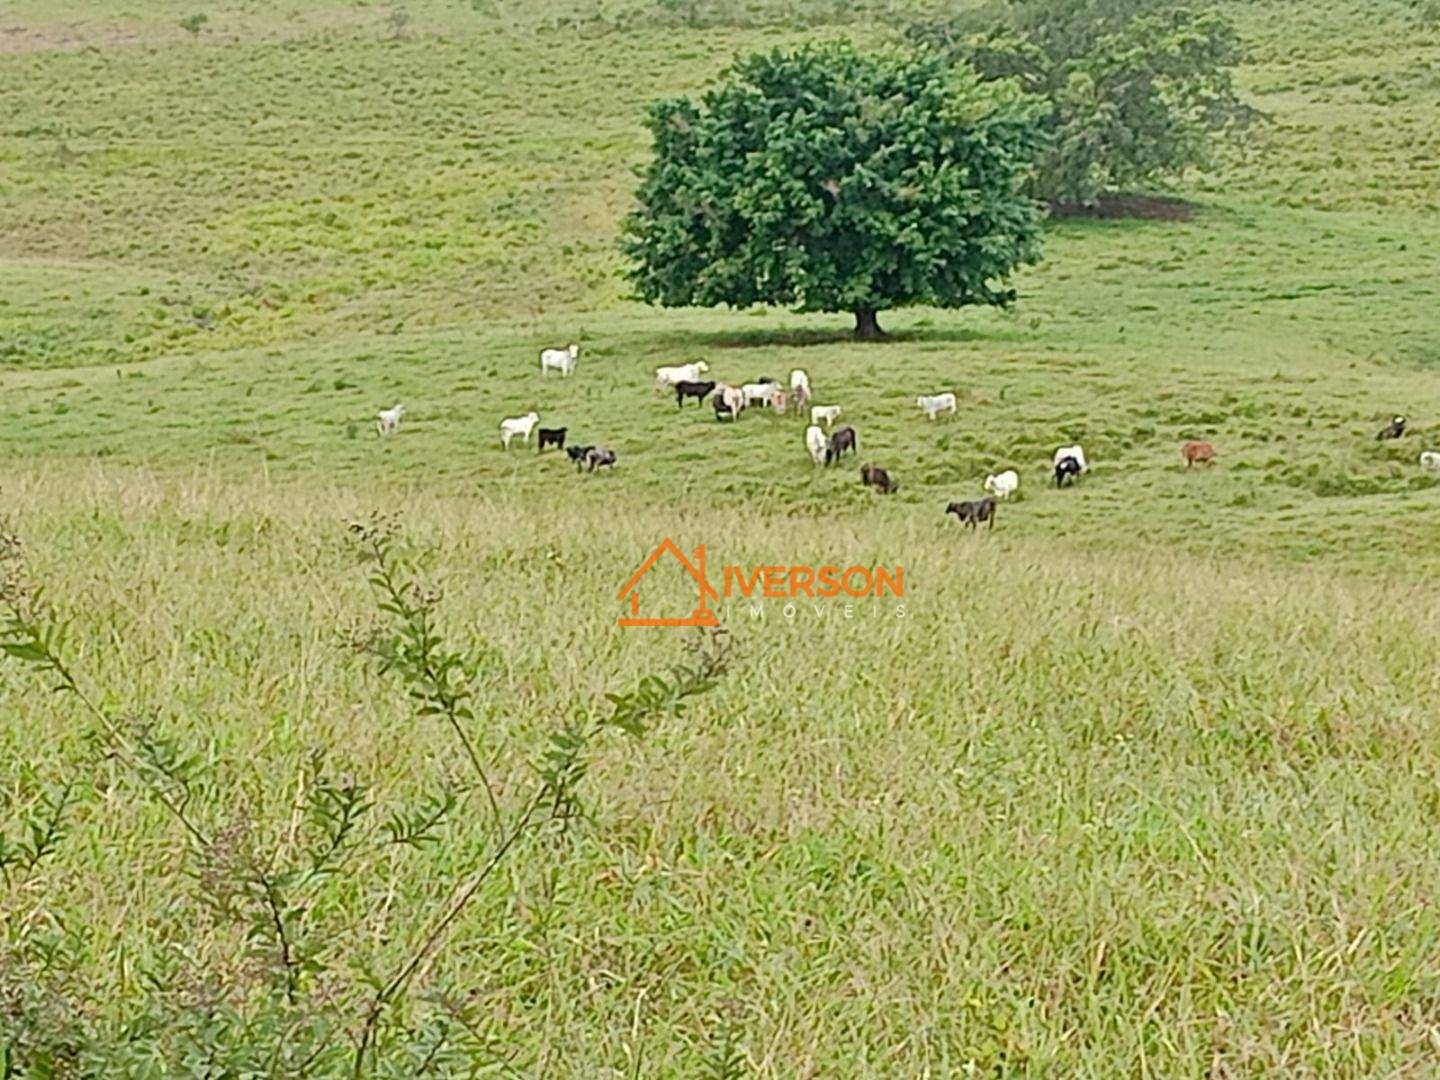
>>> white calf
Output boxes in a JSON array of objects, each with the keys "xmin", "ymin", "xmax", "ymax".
[
  {"xmin": 742, "ymin": 381, "xmax": 780, "ymax": 408},
  {"xmin": 540, "ymin": 343, "xmax": 578, "ymax": 376},
  {"xmin": 1421, "ymin": 451, "xmax": 1440, "ymax": 474},
  {"xmin": 790, "ymin": 369, "xmax": 810, "ymax": 394},
  {"xmin": 377, "ymin": 404, "xmax": 405, "ymax": 436},
  {"xmin": 983, "ymin": 470, "xmax": 1019, "ymax": 500},
  {"xmin": 500, "ymin": 411, "xmax": 540, "ymax": 449},
  {"xmin": 811, "ymin": 404, "xmax": 841, "ymax": 429},
  {"xmin": 916, "ymin": 392, "xmax": 957, "ymax": 420}
]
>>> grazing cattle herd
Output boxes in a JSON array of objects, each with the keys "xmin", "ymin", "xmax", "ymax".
[{"xmin": 375, "ymin": 345, "xmax": 1435, "ymax": 533}]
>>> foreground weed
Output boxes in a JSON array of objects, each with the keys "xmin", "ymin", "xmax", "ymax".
[{"xmin": 0, "ymin": 513, "xmax": 731, "ymax": 1073}]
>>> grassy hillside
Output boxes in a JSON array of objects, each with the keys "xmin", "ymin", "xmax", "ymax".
[
  {"xmin": 7, "ymin": 466, "xmax": 1440, "ymax": 1074},
  {"xmin": 4, "ymin": 0, "xmax": 1440, "ymax": 1073}
]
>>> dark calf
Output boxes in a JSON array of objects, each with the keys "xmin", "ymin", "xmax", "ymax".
[
  {"xmin": 1054, "ymin": 456, "xmax": 1083, "ymax": 487},
  {"xmin": 586, "ymin": 447, "xmax": 617, "ymax": 472},
  {"xmin": 713, "ymin": 396, "xmax": 734, "ymax": 421},
  {"xmin": 859, "ymin": 463, "xmax": 897, "ymax": 494},
  {"xmin": 567, "ymin": 444, "xmax": 594, "ymax": 471},
  {"xmin": 1377, "ymin": 415, "xmax": 1406, "ymax": 440},
  {"xmin": 537, "ymin": 427, "xmax": 566, "ymax": 452},
  {"xmin": 825, "ymin": 425, "xmax": 857, "ymax": 466},
  {"xmin": 675, "ymin": 380, "xmax": 715, "ymax": 408},
  {"xmin": 946, "ymin": 497, "xmax": 997, "ymax": 530}
]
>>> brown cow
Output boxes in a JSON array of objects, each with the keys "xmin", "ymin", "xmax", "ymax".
[
  {"xmin": 859, "ymin": 464, "xmax": 897, "ymax": 494},
  {"xmin": 1182, "ymin": 440, "xmax": 1217, "ymax": 467}
]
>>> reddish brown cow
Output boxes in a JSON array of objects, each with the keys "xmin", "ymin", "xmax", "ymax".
[{"xmin": 1182, "ymin": 440, "xmax": 1217, "ymax": 467}]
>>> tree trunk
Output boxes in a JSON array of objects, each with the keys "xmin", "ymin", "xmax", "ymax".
[{"xmin": 853, "ymin": 307, "xmax": 884, "ymax": 340}]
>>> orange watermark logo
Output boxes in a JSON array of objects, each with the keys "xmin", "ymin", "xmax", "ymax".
[
  {"xmin": 618, "ymin": 538, "xmax": 903, "ymax": 629},
  {"xmin": 618, "ymin": 538, "xmax": 721, "ymax": 628}
]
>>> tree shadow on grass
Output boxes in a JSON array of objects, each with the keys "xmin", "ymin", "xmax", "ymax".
[
  {"xmin": 1048, "ymin": 193, "xmax": 1196, "ymax": 222},
  {"xmin": 675, "ymin": 323, "xmax": 1010, "ymax": 350}
]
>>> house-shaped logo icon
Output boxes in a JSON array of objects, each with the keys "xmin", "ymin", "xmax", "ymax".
[{"xmin": 617, "ymin": 538, "xmax": 720, "ymax": 628}]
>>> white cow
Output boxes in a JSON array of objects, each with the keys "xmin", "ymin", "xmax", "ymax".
[
  {"xmin": 500, "ymin": 411, "xmax": 540, "ymax": 449},
  {"xmin": 916, "ymin": 392, "xmax": 957, "ymax": 420},
  {"xmin": 1421, "ymin": 451, "xmax": 1440, "ymax": 474},
  {"xmin": 540, "ymin": 343, "xmax": 579, "ymax": 377},
  {"xmin": 1053, "ymin": 444, "xmax": 1089, "ymax": 473},
  {"xmin": 376, "ymin": 404, "xmax": 405, "ymax": 436},
  {"xmin": 811, "ymin": 404, "xmax": 841, "ymax": 429},
  {"xmin": 805, "ymin": 425, "xmax": 827, "ymax": 466},
  {"xmin": 742, "ymin": 380, "xmax": 780, "ymax": 408},
  {"xmin": 790, "ymin": 369, "xmax": 810, "ymax": 395},
  {"xmin": 716, "ymin": 384, "xmax": 745, "ymax": 420},
  {"xmin": 655, "ymin": 361, "xmax": 709, "ymax": 390},
  {"xmin": 983, "ymin": 470, "xmax": 1020, "ymax": 500}
]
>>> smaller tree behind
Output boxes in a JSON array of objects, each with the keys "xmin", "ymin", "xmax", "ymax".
[
  {"xmin": 908, "ymin": 0, "xmax": 1255, "ymax": 207},
  {"xmin": 622, "ymin": 42, "xmax": 1045, "ymax": 339}
]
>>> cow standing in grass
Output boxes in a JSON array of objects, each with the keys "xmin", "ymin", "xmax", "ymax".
[
  {"xmin": 947, "ymin": 497, "xmax": 996, "ymax": 530},
  {"xmin": 674, "ymin": 380, "xmax": 715, "ymax": 408},
  {"xmin": 1182, "ymin": 440, "xmax": 1216, "ymax": 467}
]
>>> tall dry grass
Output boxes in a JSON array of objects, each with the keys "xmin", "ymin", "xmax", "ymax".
[{"xmin": 4, "ymin": 464, "xmax": 1440, "ymax": 1072}]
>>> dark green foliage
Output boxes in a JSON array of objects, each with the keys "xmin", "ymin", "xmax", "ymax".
[
  {"xmin": 622, "ymin": 42, "xmax": 1046, "ymax": 337},
  {"xmin": 907, "ymin": 0, "xmax": 1255, "ymax": 206}
]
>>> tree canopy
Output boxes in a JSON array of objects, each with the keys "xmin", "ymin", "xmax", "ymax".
[
  {"xmin": 621, "ymin": 42, "xmax": 1046, "ymax": 338},
  {"xmin": 907, "ymin": 0, "xmax": 1255, "ymax": 207}
]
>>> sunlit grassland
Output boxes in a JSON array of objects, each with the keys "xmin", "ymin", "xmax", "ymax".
[
  {"xmin": 1, "ymin": 0, "xmax": 1436, "ymax": 366},
  {"xmin": 4, "ymin": 204, "xmax": 1440, "ymax": 574},
  {"xmin": 4, "ymin": 0, "xmax": 1440, "ymax": 1071}
]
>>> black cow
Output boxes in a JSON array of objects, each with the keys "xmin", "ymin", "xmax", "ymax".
[
  {"xmin": 675, "ymin": 380, "xmax": 715, "ymax": 408},
  {"xmin": 1377, "ymin": 415, "xmax": 1407, "ymax": 440},
  {"xmin": 946, "ymin": 497, "xmax": 997, "ymax": 530},
  {"xmin": 1054, "ymin": 456, "xmax": 1083, "ymax": 487},
  {"xmin": 567, "ymin": 444, "xmax": 594, "ymax": 471},
  {"xmin": 825, "ymin": 425, "xmax": 857, "ymax": 466},
  {"xmin": 536, "ymin": 427, "xmax": 566, "ymax": 452}
]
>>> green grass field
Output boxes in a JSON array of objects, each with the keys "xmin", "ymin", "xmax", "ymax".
[{"xmin": 4, "ymin": 0, "xmax": 1440, "ymax": 1073}]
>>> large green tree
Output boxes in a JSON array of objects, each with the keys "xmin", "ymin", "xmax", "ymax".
[
  {"xmin": 907, "ymin": 0, "xmax": 1255, "ymax": 206},
  {"xmin": 621, "ymin": 42, "xmax": 1046, "ymax": 339}
]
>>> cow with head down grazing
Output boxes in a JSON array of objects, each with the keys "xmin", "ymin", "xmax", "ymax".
[
  {"xmin": 860, "ymin": 464, "xmax": 897, "ymax": 494},
  {"xmin": 1182, "ymin": 440, "xmax": 1216, "ymax": 467},
  {"xmin": 824, "ymin": 425, "xmax": 857, "ymax": 466},
  {"xmin": 805, "ymin": 425, "xmax": 827, "ymax": 465}
]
